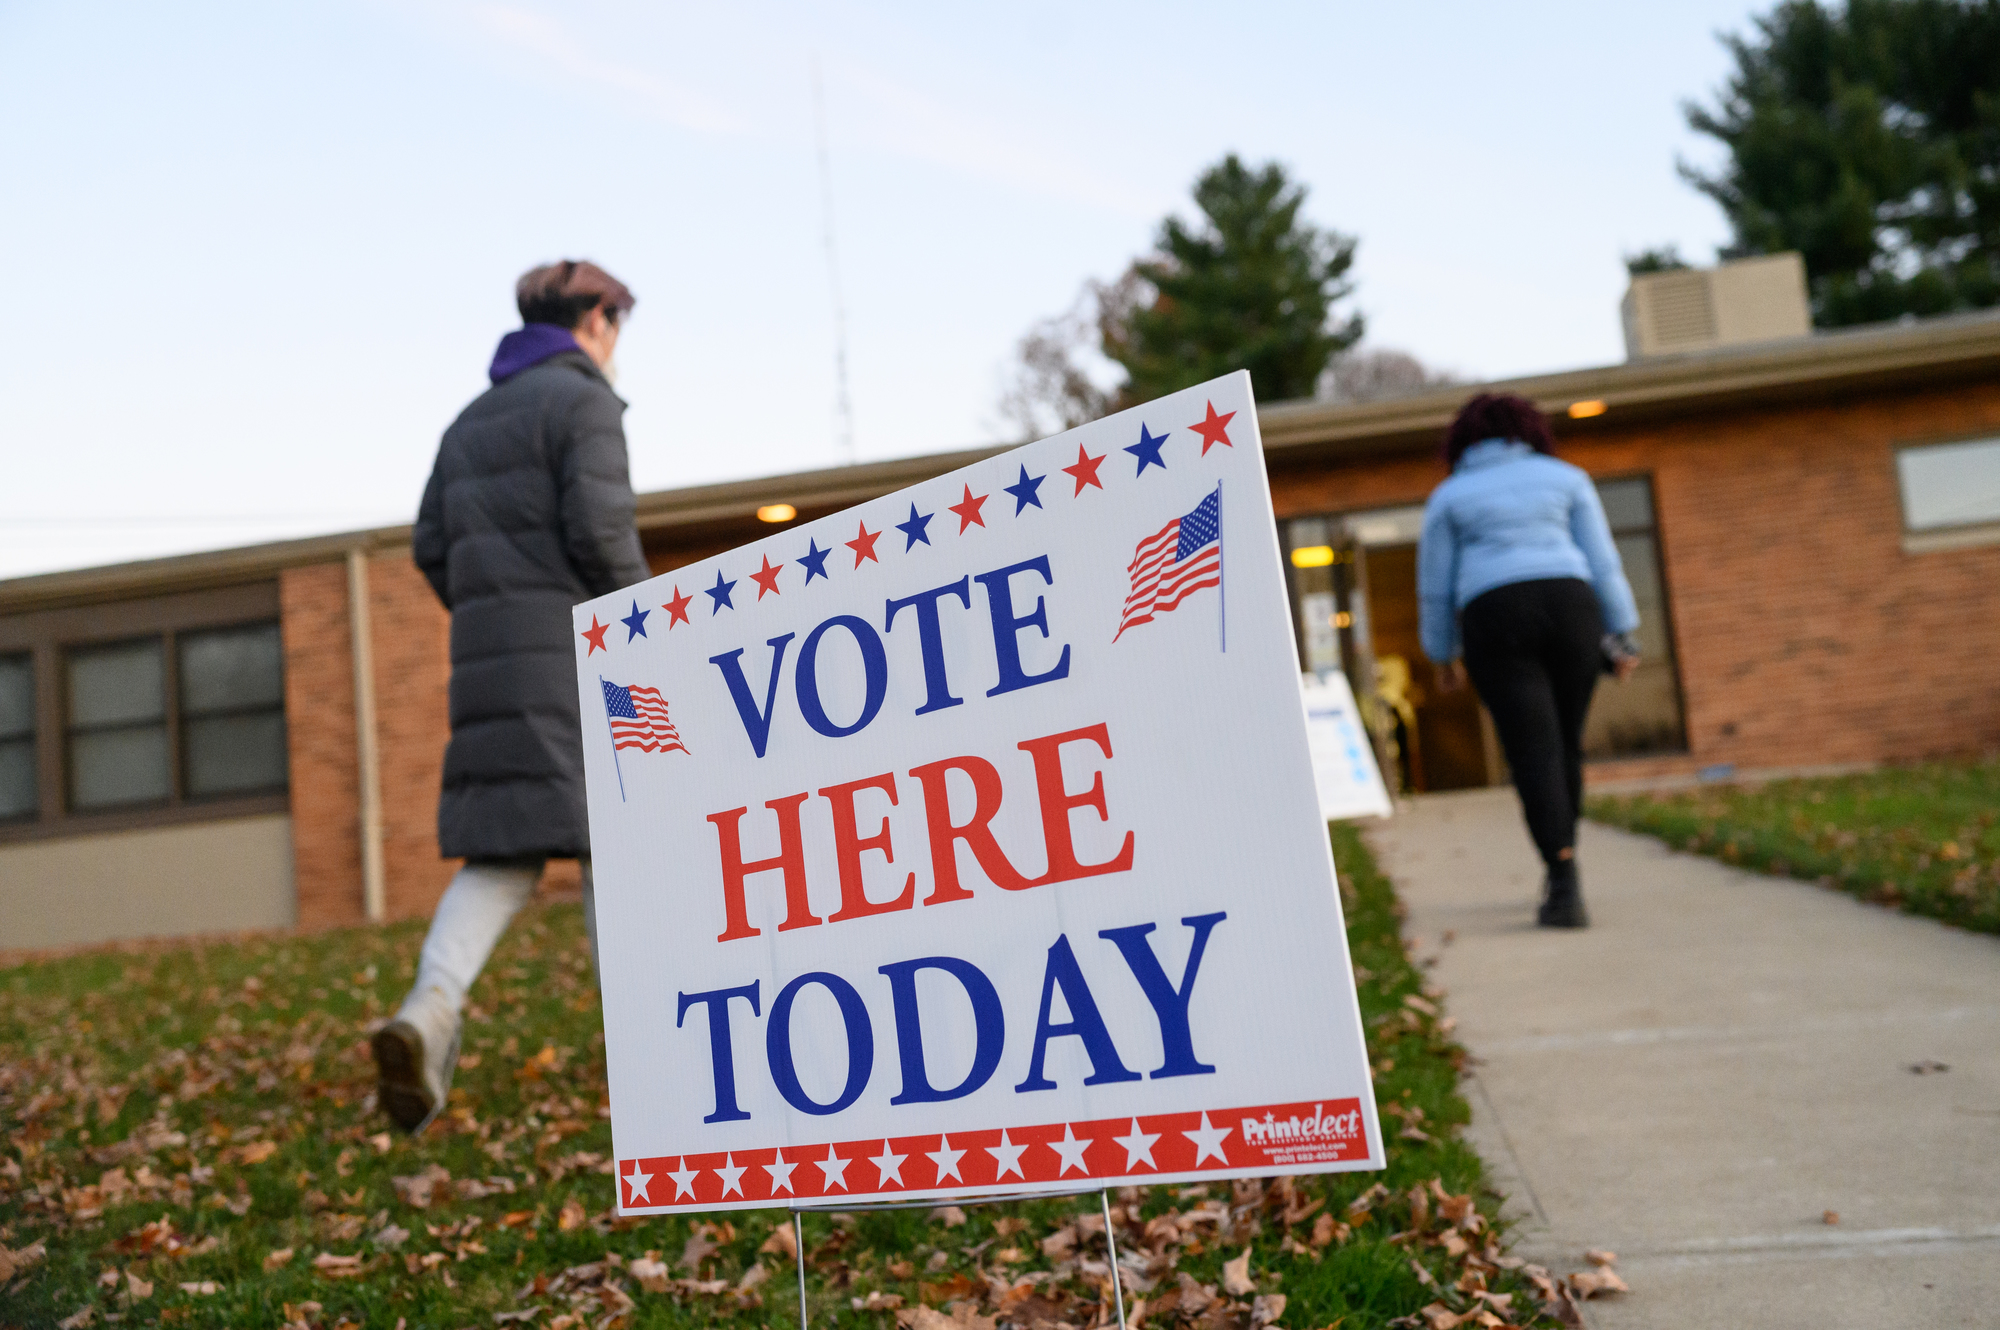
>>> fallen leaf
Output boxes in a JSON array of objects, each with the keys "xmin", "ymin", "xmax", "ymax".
[
  {"xmin": 312, "ymin": 1252, "xmax": 367, "ymax": 1279},
  {"xmin": 263, "ymin": 1247, "xmax": 296, "ymax": 1272},
  {"xmin": 558, "ymin": 1198, "xmax": 587, "ymax": 1232},
  {"xmin": 760, "ymin": 1222, "xmax": 798, "ymax": 1259},
  {"xmin": 1585, "ymin": 1249, "xmax": 1617, "ymax": 1266},
  {"xmin": 630, "ymin": 1255, "xmax": 673, "ymax": 1293},
  {"xmin": 1823, "ymin": 1210, "xmax": 1840, "ymax": 1225},
  {"xmin": 1221, "ymin": 1247, "xmax": 1256, "ymax": 1296},
  {"xmin": 928, "ymin": 1205, "xmax": 967, "ymax": 1228},
  {"xmin": 678, "ymin": 1231, "xmax": 718, "ymax": 1268},
  {"xmin": 1568, "ymin": 1267, "xmax": 1630, "ymax": 1298},
  {"xmin": 738, "ymin": 1263, "xmax": 771, "ymax": 1293},
  {"xmin": 125, "ymin": 1271, "xmax": 154, "ymax": 1301},
  {"xmin": 391, "ymin": 1164, "xmax": 451, "ymax": 1209},
  {"xmin": 179, "ymin": 1281, "xmax": 221, "ymax": 1295},
  {"xmin": 368, "ymin": 1132, "xmax": 393, "ymax": 1154},
  {"xmin": 0, "ymin": 1240, "xmax": 48, "ymax": 1282},
  {"xmin": 1251, "ymin": 1293, "xmax": 1288, "ymax": 1327},
  {"xmin": 374, "ymin": 1223, "xmax": 411, "ymax": 1250},
  {"xmin": 235, "ymin": 1140, "xmax": 279, "ymax": 1166},
  {"xmin": 1040, "ymin": 1227, "xmax": 1078, "ymax": 1259},
  {"xmin": 886, "ymin": 1259, "xmax": 914, "ymax": 1279},
  {"xmin": 851, "ymin": 1291, "xmax": 904, "ymax": 1311},
  {"xmin": 991, "ymin": 1217, "xmax": 1028, "ymax": 1237},
  {"xmin": 57, "ymin": 1308, "xmax": 95, "ymax": 1329}
]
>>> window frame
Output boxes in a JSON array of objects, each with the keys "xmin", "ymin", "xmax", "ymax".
[
  {"xmin": 1895, "ymin": 431, "xmax": 2000, "ymax": 554},
  {"xmin": 0, "ymin": 582, "xmax": 288, "ymax": 844}
]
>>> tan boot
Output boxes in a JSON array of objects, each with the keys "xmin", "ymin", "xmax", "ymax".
[{"xmin": 371, "ymin": 984, "xmax": 462, "ymax": 1133}]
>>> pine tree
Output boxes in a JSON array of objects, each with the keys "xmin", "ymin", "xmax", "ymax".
[
  {"xmin": 1684, "ymin": 0, "xmax": 2000, "ymax": 325},
  {"xmin": 1105, "ymin": 155, "xmax": 1361, "ymax": 405}
]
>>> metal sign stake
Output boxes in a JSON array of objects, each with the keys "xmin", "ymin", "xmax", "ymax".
[{"xmin": 785, "ymin": 1188, "xmax": 1131, "ymax": 1329}]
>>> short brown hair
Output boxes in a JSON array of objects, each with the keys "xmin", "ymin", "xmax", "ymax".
[
  {"xmin": 515, "ymin": 260, "xmax": 637, "ymax": 329},
  {"xmin": 1443, "ymin": 392, "xmax": 1555, "ymax": 467}
]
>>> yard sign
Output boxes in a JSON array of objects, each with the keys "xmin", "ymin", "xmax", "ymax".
[{"xmin": 574, "ymin": 372, "xmax": 1383, "ymax": 1214}]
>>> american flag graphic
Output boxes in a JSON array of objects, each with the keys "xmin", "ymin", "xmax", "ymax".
[
  {"xmin": 1114, "ymin": 485, "xmax": 1223, "ymax": 642},
  {"xmin": 599, "ymin": 679, "xmax": 688, "ymax": 755}
]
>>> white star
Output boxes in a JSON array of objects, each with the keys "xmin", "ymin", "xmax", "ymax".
[
  {"xmin": 927, "ymin": 1135, "xmax": 966, "ymax": 1183},
  {"xmin": 669, "ymin": 1156, "xmax": 701, "ymax": 1199},
  {"xmin": 622, "ymin": 1161, "xmax": 652, "ymax": 1204},
  {"xmin": 987, "ymin": 1129, "xmax": 1028, "ymax": 1181},
  {"xmin": 1050, "ymin": 1124, "xmax": 1094, "ymax": 1176},
  {"xmin": 715, "ymin": 1153, "xmax": 746, "ymax": 1198},
  {"xmin": 1184, "ymin": 1112, "xmax": 1231, "ymax": 1167},
  {"xmin": 1112, "ymin": 1118, "xmax": 1161, "ymax": 1170},
  {"xmin": 871, "ymin": 1139, "xmax": 908, "ymax": 1188},
  {"xmin": 765, "ymin": 1154, "xmax": 799, "ymax": 1195},
  {"xmin": 816, "ymin": 1145, "xmax": 851, "ymax": 1192}
]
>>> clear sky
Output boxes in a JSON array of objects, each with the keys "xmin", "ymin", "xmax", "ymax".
[{"xmin": 0, "ymin": 1, "xmax": 1763, "ymax": 579}]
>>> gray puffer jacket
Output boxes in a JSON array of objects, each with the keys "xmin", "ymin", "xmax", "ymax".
[{"xmin": 413, "ymin": 350, "xmax": 650, "ymax": 861}]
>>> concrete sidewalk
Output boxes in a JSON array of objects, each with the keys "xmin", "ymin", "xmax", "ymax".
[{"xmin": 1364, "ymin": 790, "xmax": 2000, "ymax": 1329}]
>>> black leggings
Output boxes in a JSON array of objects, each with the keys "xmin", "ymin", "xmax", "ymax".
[{"xmin": 1461, "ymin": 578, "xmax": 1602, "ymax": 869}]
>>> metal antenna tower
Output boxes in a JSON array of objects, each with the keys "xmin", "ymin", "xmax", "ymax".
[{"xmin": 811, "ymin": 58, "xmax": 855, "ymax": 464}]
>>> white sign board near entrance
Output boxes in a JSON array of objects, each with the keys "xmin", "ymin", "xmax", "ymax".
[{"xmin": 573, "ymin": 371, "xmax": 1383, "ymax": 1214}]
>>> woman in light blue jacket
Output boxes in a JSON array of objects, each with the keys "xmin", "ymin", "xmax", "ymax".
[{"xmin": 1418, "ymin": 393, "xmax": 1640, "ymax": 928}]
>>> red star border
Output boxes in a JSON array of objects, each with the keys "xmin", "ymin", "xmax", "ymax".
[
  {"xmin": 662, "ymin": 586, "xmax": 693, "ymax": 628},
  {"xmin": 580, "ymin": 614, "xmax": 610, "ymax": 654},
  {"xmin": 1062, "ymin": 445, "xmax": 1106, "ymax": 495},
  {"xmin": 948, "ymin": 484, "xmax": 988, "ymax": 532},
  {"xmin": 846, "ymin": 521, "xmax": 882, "ymax": 567},
  {"xmin": 1190, "ymin": 401, "xmax": 1236, "ymax": 455},
  {"xmin": 749, "ymin": 555, "xmax": 784, "ymax": 599}
]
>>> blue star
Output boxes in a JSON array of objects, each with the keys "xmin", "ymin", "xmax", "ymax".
[
  {"xmin": 895, "ymin": 503, "xmax": 934, "ymax": 551},
  {"xmin": 620, "ymin": 599, "xmax": 650, "ymax": 642},
  {"xmin": 705, "ymin": 569, "xmax": 737, "ymax": 614},
  {"xmin": 798, "ymin": 538, "xmax": 832, "ymax": 583},
  {"xmin": 1004, "ymin": 465, "xmax": 1045, "ymax": 514},
  {"xmin": 1125, "ymin": 422, "xmax": 1170, "ymax": 475}
]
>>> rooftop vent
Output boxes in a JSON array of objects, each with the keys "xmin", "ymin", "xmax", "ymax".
[{"xmin": 1621, "ymin": 253, "xmax": 1810, "ymax": 359}]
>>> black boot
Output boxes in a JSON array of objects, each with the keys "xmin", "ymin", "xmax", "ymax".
[{"xmin": 1538, "ymin": 858, "xmax": 1589, "ymax": 928}]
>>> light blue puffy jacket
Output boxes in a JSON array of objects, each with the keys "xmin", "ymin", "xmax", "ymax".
[{"xmin": 1417, "ymin": 438, "xmax": 1640, "ymax": 663}]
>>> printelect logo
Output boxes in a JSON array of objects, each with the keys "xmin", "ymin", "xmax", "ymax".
[{"xmin": 1240, "ymin": 1104, "xmax": 1361, "ymax": 1146}]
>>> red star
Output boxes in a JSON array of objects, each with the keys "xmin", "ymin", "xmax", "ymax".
[
  {"xmin": 662, "ymin": 585, "xmax": 693, "ymax": 628},
  {"xmin": 1190, "ymin": 400, "xmax": 1236, "ymax": 455},
  {"xmin": 580, "ymin": 614, "xmax": 611, "ymax": 655},
  {"xmin": 1061, "ymin": 445, "xmax": 1106, "ymax": 495},
  {"xmin": 749, "ymin": 554, "xmax": 784, "ymax": 599},
  {"xmin": 948, "ymin": 484, "xmax": 988, "ymax": 533},
  {"xmin": 846, "ymin": 521, "xmax": 882, "ymax": 567}
]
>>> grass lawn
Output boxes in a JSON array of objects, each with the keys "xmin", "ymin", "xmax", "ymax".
[
  {"xmin": 1588, "ymin": 756, "xmax": 2000, "ymax": 934},
  {"xmin": 2, "ymin": 825, "xmax": 1588, "ymax": 1330}
]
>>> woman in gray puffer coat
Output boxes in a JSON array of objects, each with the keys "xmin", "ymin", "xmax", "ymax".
[{"xmin": 374, "ymin": 260, "xmax": 651, "ymax": 1133}]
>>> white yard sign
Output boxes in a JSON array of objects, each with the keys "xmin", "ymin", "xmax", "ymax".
[
  {"xmin": 1301, "ymin": 672, "xmax": 1393, "ymax": 821},
  {"xmin": 574, "ymin": 372, "xmax": 1382, "ymax": 1214}
]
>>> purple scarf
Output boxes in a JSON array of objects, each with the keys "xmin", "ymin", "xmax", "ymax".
[{"xmin": 489, "ymin": 323, "xmax": 581, "ymax": 383}]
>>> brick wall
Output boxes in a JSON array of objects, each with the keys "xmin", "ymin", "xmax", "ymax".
[
  {"xmin": 279, "ymin": 562, "xmax": 363, "ymax": 927},
  {"xmin": 364, "ymin": 553, "xmax": 457, "ymax": 918},
  {"xmin": 1270, "ymin": 380, "xmax": 2000, "ymax": 778}
]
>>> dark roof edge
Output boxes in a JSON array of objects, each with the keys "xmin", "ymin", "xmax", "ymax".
[{"xmin": 7, "ymin": 309, "xmax": 1999, "ymax": 615}]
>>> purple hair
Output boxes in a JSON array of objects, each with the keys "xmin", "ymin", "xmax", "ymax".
[{"xmin": 1444, "ymin": 392, "xmax": 1556, "ymax": 467}]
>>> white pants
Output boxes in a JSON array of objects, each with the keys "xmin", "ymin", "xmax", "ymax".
[{"xmin": 411, "ymin": 859, "xmax": 598, "ymax": 1013}]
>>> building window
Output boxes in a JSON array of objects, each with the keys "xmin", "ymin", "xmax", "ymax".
[
  {"xmin": 1897, "ymin": 436, "xmax": 2000, "ymax": 535},
  {"xmin": 179, "ymin": 622, "xmax": 288, "ymax": 799},
  {"xmin": 1586, "ymin": 477, "xmax": 1687, "ymax": 759},
  {"xmin": 0, "ymin": 652, "xmax": 34, "ymax": 821},
  {"xmin": 0, "ymin": 582, "xmax": 287, "ymax": 842},
  {"xmin": 66, "ymin": 638, "xmax": 171, "ymax": 811}
]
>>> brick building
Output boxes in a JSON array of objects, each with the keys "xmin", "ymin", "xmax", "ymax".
[{"xmin": 4, "ymin": 310, "xmax": 1998, "ymax": 949}]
